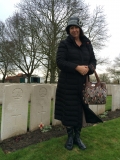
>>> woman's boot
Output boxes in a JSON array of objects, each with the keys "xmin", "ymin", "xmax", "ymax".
[
  {"xmin": 74, "ymin": 127, "xmax": 86, "ymax": 150},
  {"xmin": 65, "ymin": 127, "xmax": 74, "ymax": 150}
]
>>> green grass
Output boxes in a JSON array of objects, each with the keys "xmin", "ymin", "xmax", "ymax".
[
  {"xmin": 0, "ymin": 118, "xmax": 120, "ymax": 160},
  {"xmin": 105, "ymin": 96, "xmax": 112, "ymax": 111}
]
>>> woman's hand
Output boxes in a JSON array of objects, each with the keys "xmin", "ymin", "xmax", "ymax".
[{"xmin": 75, "ymin": 65, "xmax": 89, "ymax": 75}]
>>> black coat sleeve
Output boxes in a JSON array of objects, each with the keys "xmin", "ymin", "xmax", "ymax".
[
  {"xmin": 87, "ymin": 43, "xmax": 97, "ymax": 75},
  {"xmin": 56, "ymin": 40, "xmax": 78, "ymax": 73}
]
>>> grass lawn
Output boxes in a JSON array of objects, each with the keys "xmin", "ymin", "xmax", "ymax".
[
  {"xmin": 0, "ymin": 117, "xmax": 120, "ymax": 160},
  {"xmin": 105, "ymin": 95, "xmax": 112, "ymax": 111}
]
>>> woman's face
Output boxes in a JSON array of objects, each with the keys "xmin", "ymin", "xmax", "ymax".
[{"xmin": 69, "ymin": 25, "xmax": 80, "ymax": 38}]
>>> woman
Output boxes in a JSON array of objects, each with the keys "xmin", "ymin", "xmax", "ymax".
[{"xmin": 55, "ymin": 17, "xmax": 102, "ymax": 150}]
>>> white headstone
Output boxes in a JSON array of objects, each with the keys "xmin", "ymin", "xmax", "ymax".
[
  {"xmin": 112, "ymin": 85, "xmax": 120, "ymax": 111},
  {"xmin": 106, "ymin": 84, "xmax": 112, "ymax": 96},
  {"xmin": 0, "ymin": 83, "xmax": 5, "ymax": 104},
  {"xmin": 1, "ymin": 84, "xmax": 29, "ymax": 140},
  {"xmin": 29, "ymin": 84, "xmax": 52, "ymax": 131},
  {"xmin": 89, "ymin": 105, "xmax": 98, "ymax": 115},
  {"xmin": 0, "ymin": 83, "xmax": 10, "ymax": 104}
]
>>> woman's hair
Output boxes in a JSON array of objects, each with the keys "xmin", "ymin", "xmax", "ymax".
[{"xmin": 79, "ymin": 27, "xmax": 84, "ymax": 37}]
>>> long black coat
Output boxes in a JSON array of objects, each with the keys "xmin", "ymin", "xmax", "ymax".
[{"xmin": 55, "ymin": 35, "xmax": 102, "ymax": 127}]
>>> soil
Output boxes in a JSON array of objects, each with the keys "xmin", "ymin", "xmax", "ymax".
[{"xmin": 0, "ymin": 109, "xmax": 120, "ymax": 154}]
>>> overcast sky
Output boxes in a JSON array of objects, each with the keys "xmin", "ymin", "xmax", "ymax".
[
  {"xmin": 0, "ymin": 0, "xmax": 120, "ymax": 73},
  {"xmin": 0, "ymin": 0, "xmax": 20, "ymax": 21},
  {"xmin": 85, "ymin": 0, "xmax": 120, "ymax": 58}
]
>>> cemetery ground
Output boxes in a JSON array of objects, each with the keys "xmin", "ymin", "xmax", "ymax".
[{"xmin": 0, "ymin": 96, "xmax": 120, "ymax": 160}]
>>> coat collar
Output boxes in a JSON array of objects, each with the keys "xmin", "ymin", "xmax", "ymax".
[{"xmin": 66, "ymin": 35, "xmax": 91, "ymax": 45}]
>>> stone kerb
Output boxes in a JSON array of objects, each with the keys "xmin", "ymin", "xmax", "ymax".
[
  {"xmin": 112, "ymin": 85, "xmax": 120, "ymax": 111},
  {"xmin": 89, "ymin": 104, "xmax": 105, "ymax": 115},
  {"xmin": 29, "ymin": 84, "xmax": 53, "ymax": 131},
  {"xmin": 89, "ymin": 105, "xmax": 98, "ymax": 114},
  {"xmin": 97, "ymin": 104, "xmax": 105, "ymax": 114},
  {"xmin": 1, "ymin": 84, "xmax": 29, "ymax": 141}
]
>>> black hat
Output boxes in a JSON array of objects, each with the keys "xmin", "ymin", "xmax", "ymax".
[{"xmin": 66, "ymin": 17, "xmax": 83, "ymax": 34}]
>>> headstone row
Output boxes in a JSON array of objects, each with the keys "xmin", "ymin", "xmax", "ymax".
[
  {"xmin": 0, "ymin": 84, "xmax": 60, "ymax": 140},
  {"xmin": 1, "ymin": 84, "xmax": 120, "ymax": 141}
]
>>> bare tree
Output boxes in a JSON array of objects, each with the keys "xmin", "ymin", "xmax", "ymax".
[
  {"xmin": 114, "ymin": 53, "xmax": 120, "ymax": 66},
  {"xmin": 2, "ymin": 0, "xmax": 109, "ymax": 83},
  {"xmin": 15, "ymin": 0, "xmax": 90, "ymax": 83},
  {"xmin": 15, "ymin": 0, "xmax": 109, "ymax": 83},
  {"xmin": 99, "ymin": 73, "xmax": 111, "ymax": 83},
  {"xmin": 85, "ymin": 6, "xmax": 108, "ymax": 50},
  {"xmin": 0, "ymin": 21, "xmax": 16, "ymax": 82},
  {"xmin": 83, "ymin": 6, "xmax": 110, "ymax": 65},
  {"xmin": 106, "ymin": 54, "xmax": 120, "ymax": 84},
  {"xmin": 107, "ymin": 67, "xmax": 120, "ymax": 84},
  {"xmin": 5, "ymin": 12, "xmax": 46, "ymax": 83}
]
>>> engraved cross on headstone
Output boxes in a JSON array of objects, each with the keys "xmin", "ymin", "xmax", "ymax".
[
  {"xmin": 12, "ymin": 109, "xmax": 21, "ymax": 126},
  {"xmin": 38, "ymin": 106, "xmax": 46, "ymax": 122},
  {"xmin": 12, "ymin": 114, "xmax": 21, "ymax": 125}
]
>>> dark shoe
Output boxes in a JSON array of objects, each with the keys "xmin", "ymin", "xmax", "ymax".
[
  {"xmin": 74, "ymin": 136, "xmax": 86, "ymax": 150},
  {"xmin": 74, "ymin": 127, "xmax": 86, "ymax": 150},
  {"xmin": 65, "ymin": 136, "xmax": 73, "ymax": 150},
  {"xmin": 65, "ymin": 127, "xmax": 74, "ymax": 150}
]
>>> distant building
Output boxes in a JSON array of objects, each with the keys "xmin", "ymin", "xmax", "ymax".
[
  {"xmin": 5, "ymin": 73, "xmax": 43, "ymax": 83},
  {"xmin": 5, "ymin": 73, "xmax": 27, "ymax": 83}
]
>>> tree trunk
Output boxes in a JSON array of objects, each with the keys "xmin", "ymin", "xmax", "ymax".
[
  {"xmin": 45, "ymin": 69, "xmax": 49, "ymax": 83},
  {"xmin": 50, "ymin": 65, "xmax": 56, "ymax": 83},
  {"xmin": 2, "ymin": 70, "xmax": 7, "ymax": 83},
  {"xmin": 27, "ymin": 75, "xmax": 31, "ymax": 83},
  {"xmin": 2, "ymin": 74, "xmax": 6, "ymax": 83}
]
